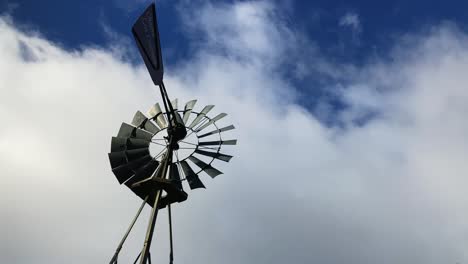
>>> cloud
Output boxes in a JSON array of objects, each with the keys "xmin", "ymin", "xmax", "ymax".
[
  {"xmin": 339, "ymin": 11, "xmax": 362, "ymax": 34},
  {"xmin": 1, "ymin": 2, "xmax": 468, "ymax": 264}
]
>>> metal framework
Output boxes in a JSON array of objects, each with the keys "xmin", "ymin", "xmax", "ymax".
[{"xmin": 107, "ymin": 3, "xmax": 236, "ymax": 263}]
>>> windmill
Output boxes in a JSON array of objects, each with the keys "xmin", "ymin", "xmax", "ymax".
[{"xmin": 108, "ymin": 3, "xmax": 236, "ymax": 264}]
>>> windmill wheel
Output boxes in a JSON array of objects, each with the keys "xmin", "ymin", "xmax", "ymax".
[{"xmin": 108, "ymin": 99, "xmax": 236, "ymax": 207}]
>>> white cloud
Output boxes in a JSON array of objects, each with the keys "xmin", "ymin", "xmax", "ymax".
[
  {"xmin": 339, "ymin": 11, "xmax": 361, "ymax": 34},
  {"xmin": 1, "ymin": 2, "xmax": 468, "ymax": 264}
]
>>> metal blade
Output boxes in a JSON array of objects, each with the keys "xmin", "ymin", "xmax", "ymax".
[
  {"xmin": 112, "ymin": 165, "xmax": 134, "ymax": 184},
  {"xmin": 199, "ymin": 139, "xmax": 237, "ymax": 146},
  {"xmin": 148, "ymin": 103, "xmax": 167, "ymax": 129},
  {"xmin": 126, "ymin": 148, "xmax": 150, "ymax": 161},
  {"xmin": 134, "ymin": 127, "xmax": 153, "ymax": 141},
  {"xmin": 117, "ymin": 123, "xmax": 153, "ymax": 141},
  {"xmin": 179, "ymin": 160, "xmax": 205, "ymax": 189},
  {"xmin": 126, "ymin": 155, "xmax": 153, "ymax": 170},
  {"xmin": 127, "ymin": 138, "xmax": 150, "ymax": 150},
  {"xmin": 195, "ymin": 113, "xmax": 227, "ymax": 132},
  {"xmin": 147, "ymin": 103, "xmax": 162, "ymax": 119},
  {"xmin": 111, "ymin": 155, "xmax": 152, "ymax": 184},
  {"xmin": 171, "ymin": 98, "xmax": 178, "ymax": 110},
  {"xmin": 117, "ymin": 123, "xmax": 135, "ymax": 138},
  {"xmin": 188, "ymin": 105, "xmax": 214, "ymax": 129},
  {"xmin": 197, "ymin": 125, "xmax": 235, "ymax": 138},
  {"xmin": 108, "ymin": 152, "xmax": 127, "ymax": 169},
  {"xmin": 194, "ymin": 149, "xmax": 233, "ymax": 162},
  {"xmin": 188, "ymin": 156, "xmax": 223, "ymax": 178},
  {"xmin": 111, "ymin": 137, "xmax": 127, "ymax": 152},
  {"xmin": 182, "ymin": 100, "xmax": 197, "ymax": 124},
  {"xmin": 143, "ymin": 120, "xmax": 160, "ymax": 134},
  {"xmin": 170, "ymin": 163, "xmax": 183, "ymax": 190},
  {"xmin": 131, "ymin": 111, "xmax": 148, "ymax": 128},
  {"xmin": 132, "ymin": 3, "xmax": 164, "ymax": 86},
  {"xmin": 125, "ymin": 159, "xmax": 160, "ymax": 187},
  {"xmin": 131, "ymin": 111, "xmax": 160, "ymax": 135}
]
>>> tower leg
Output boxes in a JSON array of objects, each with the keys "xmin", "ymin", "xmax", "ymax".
[
  {"xmin": 109, "ymin": 196, "xmax": 148, "ymax": 264},
  {"xmin": 168, "ymin": 204, "xmax": 174, "ymax": 264},
  {"xmin": 139, "ymin": 189, "xmax": 163, "ymax": 264}
]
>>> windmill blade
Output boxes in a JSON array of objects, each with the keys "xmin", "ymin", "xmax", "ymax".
[
  {"xmin": 108, "ymin": 152, "xmax": 127, "ymax": 169},
  {"xmin": 195, "ymin": 113, "xmax": 227, "ymax": 132},
  {"xmin": 117, "ymin": 123, "xmax": 153, "ymax": 141},
  {"xmin": 188, "ymin": 105, "xmax": 214, "ymax": 129},
  {"xmin": 131, "ymin": 111, "xmax": 148, "ymax": 128},
  {"xmin": 171, "ymin": 98, "xmax": 178, "ymax": 110},
  {"xmin": 197, "ymin": 125, "xmax": 235, "ymax": 138},
  {"xmin": 126, "ymin": 148, "xmax": 150, "ymax": 161},
  {"xmin": 132, "ymin": 3, "xmax": 164, "ymax": 86},
  {"xmin": 195, "ymin": 149, "xmax": 233, "ymax": 162},
  {"xmin": 125, "ymin": 159, "xmax": 160, "ymax": 187},
  {"xmin": 126, "ymin": 155, "xmax": 153, "ymax": 170},
  {"xmin": 111, "ymin": 137, "xmax": 128, "ymax": 152},
  {"xmin": 132, "ymin": 111, "xmax": 160, "ymax": 134},
  {"xmin": 143, "ymin": 120, "xmax": 160, "ymax": 134},
  {"xmin": 179, "ymin": 160, "xmax": 205, "ymax": 189},
  {"xmin": 188, "ymin": 156, "xmax": 223, "ymax": 178},
  {"xmin": 170, "ymin": 163, "xmax": 183, "ymax": 190},
  {"xmin": 147, "ymin": 103, "xmax": 167, "ymax": 129},
  {"xmin": 147, "ymin": 103, "xmax": 162, "ymax": 119},
  {"xmin": 117, "ymin": 123, "xmax": 135, "ymax": 138},
  {"xmin": 134, "ymin": 127, "xmax": 153, "ymax": 141},
  {"xmin": 127, "ymin": 138, "xmax": 150, "ymax": 150},
  {"xmin": 112, "ymin": 165, "xmax": 134, "ymax": 184},
  {"xmin": 182, "ymin": 100, "xmax": 197, "ymax": 124},
  {"xmin": 198, "ymin": 139, "xmax": 237, "ymax": 146}
]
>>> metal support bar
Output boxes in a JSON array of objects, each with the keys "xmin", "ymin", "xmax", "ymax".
[
  {"xmin": 109, "ymin": 196, "xmax": 149, "ymax": 264},
  {"xmin": 168, "ymin": 204, "xmax": 174, "ymax": 264}
]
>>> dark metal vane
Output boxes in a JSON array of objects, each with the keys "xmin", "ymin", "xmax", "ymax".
[{"xmin": 108, "ymin": 3, "xmax": 237, "ymax": 264}]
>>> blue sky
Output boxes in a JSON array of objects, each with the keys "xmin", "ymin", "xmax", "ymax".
[
  {"xmin": 2, "ymin": 1, "xmax": 468, "ymax": 263},
  {"xmin": 5, "ymin": 0, "xmax": 468, "ymax": 122},
  {"xmin": 5, "ymin": 0, "xmax": 468, "ymax": 63}
]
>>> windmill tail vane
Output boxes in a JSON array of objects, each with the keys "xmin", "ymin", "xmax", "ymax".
[{"xmin": 107, "ymin": 3, "xmax": 237, "ymax": 264}]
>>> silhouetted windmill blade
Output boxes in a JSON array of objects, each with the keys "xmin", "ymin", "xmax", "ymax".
[
  {"xmin": 132, "ymin": 3, "xmax": 164, "ymax": 86},
  {"xmin": 109, "ymin": 152, "xmax": 128, "ymax": 169},
  {"xmin": 199, "ymin": 139, "xmax": 237, "ymax": 146},
  {"xmin": 124, "ymin": 159, "xmax": 161, "ymax": 188},
  {"xmin": 147, "ymin": 103, "xmax": 167, "ymax": 129},
  {"xmin": 188, "ymin": 105, "xmax": 214, "ymax": 129},
  {"xmin": 111, "ymin": 137, "xmax": 129, "ymax": 152},
  {"xmin": 126, "ymin": 149, "xmax": 151, "ymax": 161},
  {"xmin": 178, "ymin": 160, "xmax": 205, "ymax": 189},
  {"xmin": 182, "ymin": 99, "xmax": 197, "ymax": 124},
  {"xmin": 188, "ymin": 156, "xmax": 223, "ymax": 178},
  {"xmin": 194, "ymin": 149, "xmax": 233, "ymax": 162},
  {"xmin": 169, "ymin": 163, "xmax": 183, "ymax": 190},
  {"xmin": 197, "ymin": 125, "xmax": 235, "ymax": 138},
  {"xmin": 111, "ymin": 155, "xmax": 152, "ymax": 184},
  {"xmin": 117, "ymin": 123, "xmax": 153, "ymax": 141},
  {"xmin": 131, "ymin": 111, "xmax": 160, "ymax": 135},
  {"xmin": 127, "ymin": 138, "xmax": 151, "ymax": 150},
  {"xmin": 195, "ymin": 113, "xmax": 227, "ymax": 132}
]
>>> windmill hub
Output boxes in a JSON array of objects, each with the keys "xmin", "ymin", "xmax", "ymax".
[{"xmin": 148, "ymin": 126, "xmax": 199, "ymax": 161}]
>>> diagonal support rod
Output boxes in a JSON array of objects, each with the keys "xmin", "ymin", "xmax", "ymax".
[
  {"xmin": 109, "ymin": 196, "xmax": 148, "ymax": 264},
  {"xmin": 168, "ymin": 204, "xmax": 174, "ymax": 264}
]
